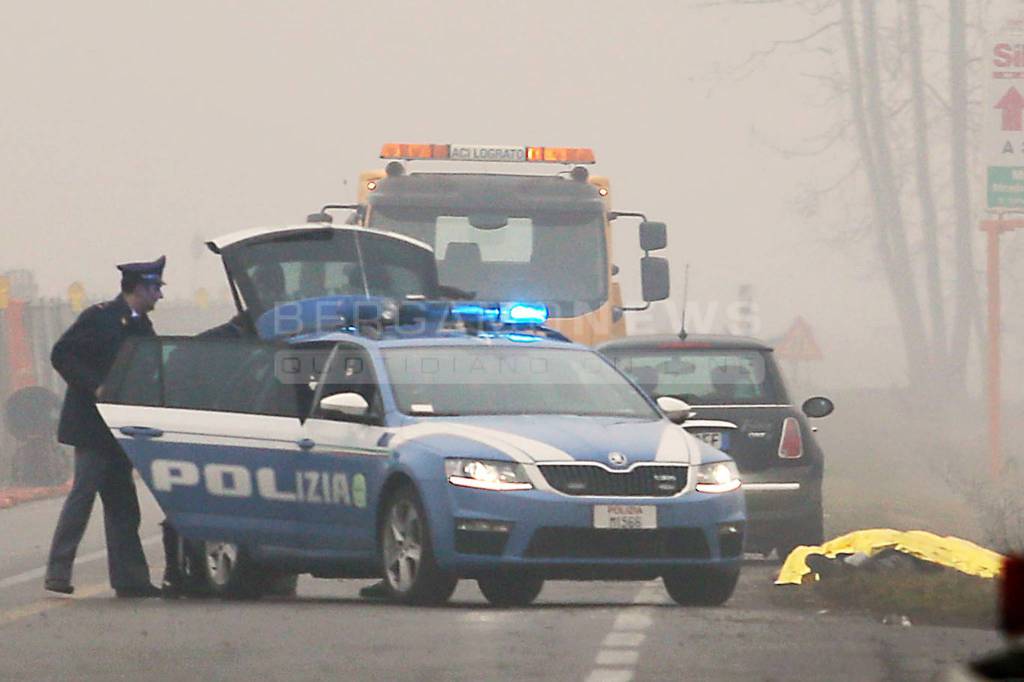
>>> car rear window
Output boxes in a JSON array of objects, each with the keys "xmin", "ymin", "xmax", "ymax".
[{"xmin": 607, "ymin": 349, "xmax": 782, "ymax": 406}]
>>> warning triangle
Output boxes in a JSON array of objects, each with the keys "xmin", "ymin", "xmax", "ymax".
[{"xmin": 774, "ymin": 317, "xmax": 822, "ymax": 361}]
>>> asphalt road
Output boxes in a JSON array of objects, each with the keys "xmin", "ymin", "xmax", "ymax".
[{"xmin": 0, "ymin": 485, "xmax": 1002, "ymax": 682}]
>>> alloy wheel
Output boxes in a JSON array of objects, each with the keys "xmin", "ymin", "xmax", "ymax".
[
  {"xmin": 383, "ymin": 499, "xmax": 424, "ymax": 593},
  {"xmin": 205, "ymin": 542, "xmax": 239, "ymax": 589}
]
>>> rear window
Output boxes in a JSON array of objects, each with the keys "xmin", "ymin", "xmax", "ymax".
[{"xmin": 607, "ymin": 349, "xmax": 783, "ymax": 406}]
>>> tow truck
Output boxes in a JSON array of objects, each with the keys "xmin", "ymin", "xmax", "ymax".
[{"xmin": 325, "ymin": 142, "xmax": 672, "ymax": 346}]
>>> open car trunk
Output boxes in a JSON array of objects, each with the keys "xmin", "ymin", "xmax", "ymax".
[{"xmin": 207, "ymin": 225, "xmax": 441, "ymax": 326}]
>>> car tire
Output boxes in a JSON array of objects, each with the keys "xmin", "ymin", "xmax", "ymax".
[
  {"xmin": 379, "ymin": 485, "xmax": 458, "ymax": 605},
  {"xmin": 173, "ymin": 538, "xmax": 216, "ymax": 597},
  {"xmin": 662, "ymin": 566, "xmax": 740, "ymax": 606},
  {"xmin": 477, "ymin": 574, "xmax": 544, "ymax": 607},
  {"xmin": 201, "ymin": 541, "xmax": 266, "ymax": 599}
]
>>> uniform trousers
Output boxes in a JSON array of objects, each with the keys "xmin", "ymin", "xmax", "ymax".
[{"xmin": 45, "ymin": 445, "xmax": 151, "ymax": 590}]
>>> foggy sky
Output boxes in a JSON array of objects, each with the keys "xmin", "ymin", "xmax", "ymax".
[{"xmin": 1, "ymin": 1, "xmax": 1015, "ymax": 393}]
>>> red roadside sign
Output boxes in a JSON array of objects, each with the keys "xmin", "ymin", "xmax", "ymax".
[{"xmin": 774, "ymin": 317, "xmax": 822, "ymax": 362}]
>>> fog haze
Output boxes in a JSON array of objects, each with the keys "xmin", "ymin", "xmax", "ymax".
[{"xmin": 1, "ymin": 1, "xmax": 1018, "ymax": 393}]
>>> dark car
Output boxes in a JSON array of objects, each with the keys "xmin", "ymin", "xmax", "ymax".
[{"xmin": 598, "ymin": 333, "xmax": 834, "ymax": 557}]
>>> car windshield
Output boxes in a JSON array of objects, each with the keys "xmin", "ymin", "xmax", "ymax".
[
  {"xmin": 608, "ymin": 349, "xmax": 784, "ymax": 406},
  {"xmin": 221, "ymin": 230, "xmax": 439, "ymax": 319},
  {"xmin": 382, "ymin": 346, "xmax": 657, "ymax": 418},
  {"xmin": 367, "ymin": 205, "xmax": 607, "ymax": 315}
]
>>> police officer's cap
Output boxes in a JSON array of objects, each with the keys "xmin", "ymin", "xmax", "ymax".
[{"xmin": 117, "ymin": 255, "xmax": 166, "ymax": 288}]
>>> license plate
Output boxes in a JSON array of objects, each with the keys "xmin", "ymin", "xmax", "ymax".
[
  {"xmin": 593, "ymin": 505, "xmax": 657, "ymax": 529},
  {"xmin": 694, "ymin": 431, "xmax": 729, "ymax": 451}
]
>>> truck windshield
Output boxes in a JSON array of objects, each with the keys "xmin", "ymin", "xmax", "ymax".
[
  {"xmin": 368, "ymin": 206, "xmax": 607, "ymax": 315},
  {"xmin": 608, "ymin": 350, "xmax": 785, "ymax": 406},
  {"xmin": 383, "ymin": 346, "xmax": 656, "ymax": 418}
]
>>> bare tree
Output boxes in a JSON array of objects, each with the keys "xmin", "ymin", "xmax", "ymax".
[
  {"xmin": 907, "ymin": 0, "xmax": 947, "ymax": 363},
  {"xmin": 703, "ymin": 0, "xmax": 989, "ymax": 393}
]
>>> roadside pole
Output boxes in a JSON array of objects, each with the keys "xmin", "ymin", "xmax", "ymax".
[
  {"xmin": 980, "ymin": 217, "xmax": 1022, "ymax": 475},
  {"xmin": 985, "ymin": 220, "xmax": 1001, "ymax": 475},
  {"xmin": 983, "ymin": 13, "xmax": 1024, "ymax": 475}
]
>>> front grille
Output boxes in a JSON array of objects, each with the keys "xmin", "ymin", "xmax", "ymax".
[
  {"xmin": 525, "ymin": 528, "xmax": 710, "ymax": 559},
  {"xmin": 538, "ymin": 464, "xmax": 687, "ymax": 496}
]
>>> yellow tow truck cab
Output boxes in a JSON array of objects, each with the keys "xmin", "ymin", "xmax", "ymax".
[{"xmin": 354, "ymin": 143, "xmax": 670, "ymax": 346}]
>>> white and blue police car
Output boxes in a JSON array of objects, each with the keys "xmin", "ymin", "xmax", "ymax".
[{"xmin": 97, "ymin": 297, "xmax": 745, "ymax": 606}]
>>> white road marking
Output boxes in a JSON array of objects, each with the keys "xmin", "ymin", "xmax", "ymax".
[
  {"xmin": 585, "ymin": 582, "xmax": 662, "ymax": 682},
  {"xmin": 595, "ymin": 650, "xmax": 640, "ymax": 666},
  {"xmin": 631, "ymin": 588, "xmax": 661, "ymax": 604},
  {"xmin": 0, "ymin": 535, "xmax": 161, "ymax": 591},
  {"xmin": 602, "ymin": 632, "xmax": 646, "ymax": 648},
  {"xmin": 611, "ymin": 610, "xmax": 653, "ymax": 630},
  {"xmin": 584, "ymin": 671, "xmax": 634, "ymax": 682}
]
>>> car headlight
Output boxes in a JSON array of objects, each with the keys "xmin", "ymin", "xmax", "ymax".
[
  {"xmin": 445, "ymin": 459, "xmax": 533, "ymax": 491},
  {"xmin": 694, "ymin": 461, "xmax": 741, "ymax": 494}
]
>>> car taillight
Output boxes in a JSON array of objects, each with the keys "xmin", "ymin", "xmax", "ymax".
[
  {"xmin": 1002, "ymin": 555, "xmax": 1024, "ymax": 637},
  {"xmin": 778, "ymin": 417, "xmax": 803, "ymax": 459}
]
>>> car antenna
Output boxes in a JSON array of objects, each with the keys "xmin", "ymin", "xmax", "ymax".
[{"xmin": 678, "ymin": 264, "xmax": 690, "ymax": 340}]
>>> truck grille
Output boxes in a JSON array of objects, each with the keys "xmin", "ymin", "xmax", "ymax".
[
  {"xmin": 538, "ymin": 464, "xmax": 687, "ymax": 497},
  {"xmin": 525, "ymin": 528, "xmax": 709, "ymax": 559}
]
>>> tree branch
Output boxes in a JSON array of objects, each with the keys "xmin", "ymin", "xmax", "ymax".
[{"xmin": 735, "ymin": 21, "xmax": 841, "ymax": 71}]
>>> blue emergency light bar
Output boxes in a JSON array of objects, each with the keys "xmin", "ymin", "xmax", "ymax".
[
  {"xmin": 256, "ymin": 296, "xmax": 551, "ymax": 341},
  {"xmin": 448, "ymin": 303, "xmax": 501, "ymax": 322},
  {"xmin": 447, "ymin": 302, "xmax": 548, "ymax": 326},
  {"xmin": 502, "ymin": 303, "xmax": 549, "ymax": 325}
]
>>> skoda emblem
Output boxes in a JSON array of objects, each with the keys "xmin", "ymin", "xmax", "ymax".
[{"xmin": 608, "ymin": 452, "xmax": 627, "ymax": 467}]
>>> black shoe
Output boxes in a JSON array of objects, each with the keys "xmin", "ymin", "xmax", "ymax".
[
  {"xmin": 115, "ymin": 583, "xmax": 161, "ymax": 599},
  {"xmin": 44, "ymin": 579, "xmax": 74, "ymax": 595},
  {"xmin": 160, "ymin": 578, "xmax": 184, "ymax": 599},
  {"xmin": 358, "ymin": 581, "xmax": 390, "ymax": 599}
]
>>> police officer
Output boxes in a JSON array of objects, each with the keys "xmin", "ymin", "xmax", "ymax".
[{"xmin": 43, "ymin": 256, "xmax": 167, "ymax": 598}]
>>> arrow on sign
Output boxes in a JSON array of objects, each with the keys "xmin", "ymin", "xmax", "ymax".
[{"xmin": 996, "ymin": 86, "xmax": 1024, "ymax": 131}]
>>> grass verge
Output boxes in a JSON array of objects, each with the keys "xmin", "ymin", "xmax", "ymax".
[{"xmin": 771, "ymin": 565, "xmax": 998, "ymax": 629}]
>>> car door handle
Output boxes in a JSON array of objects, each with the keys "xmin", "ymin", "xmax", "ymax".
[
  {"xmin": 296, "ymin": 438, "xmax": 315, "ymax": 450},
  {"xmin": 119, "ymin": 426, "xmax": 164, "ymax": 439}
]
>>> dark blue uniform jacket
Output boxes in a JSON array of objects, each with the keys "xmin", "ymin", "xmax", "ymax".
[{"xmin": 52, "ymin": 295, "xmax": 155, "ymax": 450}]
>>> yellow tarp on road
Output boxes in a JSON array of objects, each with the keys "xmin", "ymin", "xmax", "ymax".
[{"xmin": 775, "ymin": 529, "xmax": 1006, "ymax": 586}]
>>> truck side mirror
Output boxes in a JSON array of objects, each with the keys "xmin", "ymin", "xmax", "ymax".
[
  {"xmin": 641, "ymin": 257, "xmax": 670, "ymax": 302},
  {"xmin": 639, "ymin": 221, "xmax": 667, "ymax": 251}
]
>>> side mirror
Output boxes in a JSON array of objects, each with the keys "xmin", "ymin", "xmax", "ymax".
[
  {"xmin": 641, "ymin": 256, "xmax": 670, "ymax": 302},
  {"xmin": 657, "ymin": 396, "xmax": 693, "ymax": 424},
  {"xmin": 639, "ymin": 221, "xmax": 667, "ymax": 251},
  {"xmin": 319, "ymin": 392, "xmax": 369, "ymax": 418},
  {"xmin": 801, "ymin": 396, "xmax": 834, "ymax": 419}
]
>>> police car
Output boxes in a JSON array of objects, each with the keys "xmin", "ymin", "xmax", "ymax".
[
  {"xmin": 598, "ymin": 333, "xmax": 833, "ymax": 558},
  {"xmin": 96, "ymin": 299, "xmax": 745, "ymax": 606}
]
